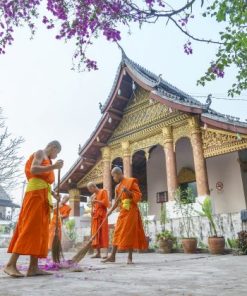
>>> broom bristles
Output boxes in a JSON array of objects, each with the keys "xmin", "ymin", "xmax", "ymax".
[
  {"xmin": 52, "ymin": 232, "xmax": 63, "ymax": 263},
  {"xmin": 71, "ymin": 240, "xmax": 92, "ymax": 263}
]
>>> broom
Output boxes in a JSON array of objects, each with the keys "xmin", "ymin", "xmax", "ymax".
[
  {"xmin": 52, "ymin": 168, "xmax": 63, "ymax": 263},
  {"xmin": 71, "ymin": 191, "xmax": 123, "ymax": 263}
]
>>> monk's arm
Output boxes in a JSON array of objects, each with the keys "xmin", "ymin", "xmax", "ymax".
[
  {"xmin": 31, "ymin": 150, "xmax": 62, "ymax": 174},
  {"xmin": 126, "ymin": 182, "xmax": 142, "ymax": 204}
]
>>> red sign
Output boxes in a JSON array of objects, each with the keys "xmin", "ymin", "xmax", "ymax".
[{"xmin": 216, "ymin": 181, "xmax": 224, "ymax": 191}]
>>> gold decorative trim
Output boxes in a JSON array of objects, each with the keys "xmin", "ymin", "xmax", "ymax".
[
  {"xmin": 178, "ymin": 167, "xmax": 196, "ymax": 184},
  {"xmin": 203, "ymin": 128, "xmax": 247, "ymax": 158},
  {"xmin": 77, "ymin": 161, "xmax": 103, "ymax": 188}
]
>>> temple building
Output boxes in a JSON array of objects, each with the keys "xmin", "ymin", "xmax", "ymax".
[{"xmin": 60, "ymin": 53, "xmax": 247, "ymax": 239}]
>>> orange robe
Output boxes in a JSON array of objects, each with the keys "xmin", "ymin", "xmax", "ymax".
[
  {"xmin": 113, "ymin": 178, "xmax": 148, "ymax": 251},
  {"xmin": 8, "ymin": 154, "xmax": 54, "ymax": 258},
  {"xmin": 48, "ymin": 204, "xmax": 71, "ymax": 250},
  {"xmin": 91, "ymin": 189, "xmax": 110, "ymax": 249}
]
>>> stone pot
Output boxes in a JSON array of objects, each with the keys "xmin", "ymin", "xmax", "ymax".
[
  {"xmin": 208, "ymin": 237, "xmax": 225, "ymax": 255},
  {"xmin": 182, "ymin": 238, "xmax": 197, "ymax": 254},
  {"xmin": 158, "ymin": 238, "xmax": 173, "ymax": 254}
]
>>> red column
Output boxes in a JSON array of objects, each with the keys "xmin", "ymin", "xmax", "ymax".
[
  {"xmin": 163, "ymin": 127, "xmax": 178, "ymax": 200},
  {"xmin": 189, "ymin": 117, "xmax": 209, "ymax": 196},
  {"xmin": 101, "ymin": 146, "xmax": 113, "ymax": 200},
  {"xmin": 122, "ymin": 141, "xmax": 132, "ymax": 177},
  {"xmin": 69, "ymin": 188, "xmax": 80, "ymax": 217}
]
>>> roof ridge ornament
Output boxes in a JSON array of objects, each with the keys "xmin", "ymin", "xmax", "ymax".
[{"xmin": 116, "ymin": 42, "xmax": 127, "ymax": 62}]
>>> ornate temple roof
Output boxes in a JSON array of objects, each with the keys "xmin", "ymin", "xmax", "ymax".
[
  {"xmin": 0, "ymin": 186, "xmax": 20, "ymax": 208},
  {"xmin": 59, "ymin": 52, "xmax": 247, "ymax": 192}
]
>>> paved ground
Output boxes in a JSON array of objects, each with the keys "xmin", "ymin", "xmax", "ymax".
[{"xmin": 0, "ymin": 249, "xmax": 247, "ymax": 296}]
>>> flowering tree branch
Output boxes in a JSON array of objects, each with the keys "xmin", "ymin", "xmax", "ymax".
[{"xmin": 0, "ymin": 0, "xmax": 246, "ymax": 96}]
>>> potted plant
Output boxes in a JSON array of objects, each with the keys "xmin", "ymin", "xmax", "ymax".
[
  {"xmin": 62, "ymin": 219, "xmax": 77, "ymax": 252},
  {"xmin": 156, "ymin": 230, "xmax": 175, "ymax": 253},
  {"xmin": 175, "ymin": 187, "xmax": 197, "ymax": 254},
  {"xmin": 199, "ymin": 196, "xmax": 225, "ymax": 254}
]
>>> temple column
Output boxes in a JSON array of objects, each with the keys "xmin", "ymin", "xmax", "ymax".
[
  {"xmin": 162, "ymin": 126, "xmax": 178, "ymax": 200},
  {"xmin": 189, "ymin": 116, "xmax": 210, "ymax": 196},
  {"xmin": 121, "ymin": 141, "xmax": 132, "ymax": 177},
  {"xmin": 101, "ymin": 146, "xmax": 112, "ymax": 199},
  {"xmin": 68, "ymin": 188, "xmax": 80, "ymax": 217}
]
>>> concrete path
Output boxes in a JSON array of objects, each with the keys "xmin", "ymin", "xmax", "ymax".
[{"xmin": 0, "ymin": 249, "xmax": 246, "ymax": 296}]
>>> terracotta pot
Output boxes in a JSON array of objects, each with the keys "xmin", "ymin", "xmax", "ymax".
[
  {"xmin": 158, "ymin": 238, "xmax": 173, "ymax": 254},
  {"xmin": 208, "ymin": 237, "xmax": 225, "ymax": 255},
  {"xmin": 182, "ymin": 238, "xmax": 197, "ymax": 254}
]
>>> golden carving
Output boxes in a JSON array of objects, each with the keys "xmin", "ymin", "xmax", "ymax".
[
  {"xmin": 68, "ymin": 188, "xmax": 80, "ymax": 202},
  {"xmin": 203, "ymin": 128, "xmax": 247, "ymax": 158},
  {"xmin": 178, "ymin": 168, "xmax": 196, "ymax": 184},
  {"xmin": 188, "ymin": 116, "xmax": 201, "ymax": 134},
  {"xmin": 162, "ymin": 126, "xmax": 173, "ymax": 144},
  {"xmin": 173, "ymin": 121, "xmax": 191, "ymax": 144},
  {"xmin": 121, "ymin": 141, "xmax": 131, "ymax": 157},
  {"xmin": 130, "ymin": 133, "xmax": 163, "ymax": 154},
  {"xmin": 77, "ymin": 161, "xmax": 103, "ymax": 188},
  {"xmin": 110, "ymin": 88, "xmax": 178, "ymax": 141},
  {"xmin": 101, "ymin": 146, "xmax": 111, "ymax": 161}
]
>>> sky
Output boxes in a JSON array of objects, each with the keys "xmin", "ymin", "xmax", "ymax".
[{"xmin": 0, "ymin": 3, "xmax": 247, "ymax": 203}]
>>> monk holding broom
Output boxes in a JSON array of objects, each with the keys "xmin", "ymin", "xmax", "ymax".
[
  {"xmin": 4, "ymin": 141, "xmax": 63, "ymax": 277},
  {"xmin": 48, "ymin": 195, "xmax": 71, "ymax": 251},
  {"xmin": 87, "ymin": 182, "xmax": 110, "ymax": 259},
  {"xmin": 103, "ymin": 167, "xmax": 147, "ymax": 264}
]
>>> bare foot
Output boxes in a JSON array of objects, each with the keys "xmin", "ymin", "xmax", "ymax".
[
  {"xmin": 3, "ymin": 265, "xmax": 24, "ymax": 278},
  {"xmin": 101, "ymin": 256, "xmax": 115, "ymax": 263},
  {"xmin": 26, "ymin": 269, "xmax": 53, "ymax": 277},
  {"xmin": 101, "ymin": 256, "xmax": 108, "ymax": 259},
  {"xmin": 127, "ymin": 258, "xmax": 134, "ymax": 265},
  {"xmin": 91, "ymin": 254, "xmax": 101, "ymax": 259}
]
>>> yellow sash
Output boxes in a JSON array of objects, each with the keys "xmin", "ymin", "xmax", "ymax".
[
  {"xmin": 122, "ymin": 198, "xmax": 131, "ymax": 211},
  {"xmin": 26, "ymin": 178, "xmax": 53, "ymax": 208}
]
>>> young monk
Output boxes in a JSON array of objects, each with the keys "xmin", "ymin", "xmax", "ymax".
[
  {"xmin": 87, "ymin": 182, "xmax": 110, "ymax": 259},
  {"xmin": 4, "ymin": 141, "xmax": 63, "ymax": 277},
  {"xmin": 48, "ymin": 195, "xmax": 71, "ymax": 251},
  {"xmin": 102, "ymin": 167, "xmax": 147, "ymax": 264}
]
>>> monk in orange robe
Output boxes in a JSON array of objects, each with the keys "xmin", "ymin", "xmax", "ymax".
[
  {"xmin": 87, "ymin": 182, "xmax": 110, "ymax": 259},
  {"xmin": 4, "ymin": 141, "xmax": 63, "ymax": 277},
  {"xmin": 48, "ymin": 195, "xmax": 71, "ymax": 251},
  {"xmin": 103, "ymin": 167, "xmax": 147, "ymax": 264}
]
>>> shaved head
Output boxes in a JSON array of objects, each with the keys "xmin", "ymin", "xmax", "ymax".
[
  {"xmin": 46, "ymin": 140, "xmax": 62, "ymax": 152},
  {"xmin": 111, "ymin": 166, "xmax": 123, "ymax": 183},
  {"xmin": 111, "ymin": 166, "xmax": 123, "ymax": 175},
  {"xmin": 87, "ymin": 182, "xmax": 98, "ymax": 194},
  {"xmin": 87, "ymin": 182, "xmax": 97, "ymax": 189}
]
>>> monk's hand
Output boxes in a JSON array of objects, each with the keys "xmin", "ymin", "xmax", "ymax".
[
  {"xmin": 122, "ymin": 186, "xmax": 132, "ymax": 197},
  {"xmin": 53, "ymin": 159, "xmax": 64, "ymax": 170}
]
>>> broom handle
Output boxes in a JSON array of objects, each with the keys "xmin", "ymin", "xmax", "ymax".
[
  {"xmin": 55, "ymin": 169, "xmax": 61, "ymax": 234},
  {"xmin": 90, "ymin": 191, "xmax": 123, "ymax": 242}
]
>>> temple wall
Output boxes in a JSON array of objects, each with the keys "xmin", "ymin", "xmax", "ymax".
[
  {"xmin": 175, "ymin": 137, "xmax": 195, "ymax": 173},
  {"xmin": 206, "ymin": 152, "xmax": 247, "ymax": 214},
  {"xmin": 239, "ymin": 149, "xmax": 247, "ymax": 206},
  {"xmin": 147, "ymin": 211, "xmax": 242, "ymax": 247},
  {"xmin": 146, "ymin": 145, "xmax": 167, "ymax": 218}
]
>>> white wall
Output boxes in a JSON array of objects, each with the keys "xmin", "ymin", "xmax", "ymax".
[
  {"xmin": 147, "ymin": 145, "xmax": 167, "ymax": 218},
  {"xmin": 206, "ymin": 152, "xmax": 247, "ymax": 214},
  {"xmin": 239, "ymin": 149, "xmax": 247, "ymax": 206}
]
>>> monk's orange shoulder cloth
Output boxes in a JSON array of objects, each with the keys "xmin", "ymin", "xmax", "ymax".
[
  {"xmin": 8, "ymin": 154, "xmax": 54, "ymax": 258},
  {"xmin": 113, "ymin": 178, "xmax": 148, "ymax": 251}
]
